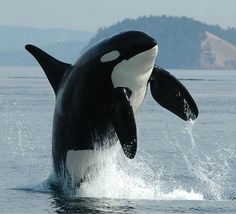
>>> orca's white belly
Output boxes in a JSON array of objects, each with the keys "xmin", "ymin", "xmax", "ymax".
[{"xmin": 66, "ymin": 144, "xmax": 118, "ymax": 183}]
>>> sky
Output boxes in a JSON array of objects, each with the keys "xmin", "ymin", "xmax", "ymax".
[{"xmin": 1, "ymin": 0, "xmax": 236, "ymax": 32}]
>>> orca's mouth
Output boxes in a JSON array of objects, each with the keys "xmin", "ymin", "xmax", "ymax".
[
  {"xmin": 132, "ymin": 45, "xmax": 158, "ymax": 71},
  {"xmin": 137, "ymin": 38, "xmax": 157, "ymax": 51},
  {"xmin": 111, "ymin": 44, "xmax": 158, "ymax": 88},
  {"xmin": 124, "ymin": 41, "xmax": 157, "ymax": 61},
  {"xmin": 147, "ymin": 45, "xmax": 158, "ymax": 56}
]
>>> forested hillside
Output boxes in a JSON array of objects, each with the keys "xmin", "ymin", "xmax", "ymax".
[{"xmin": 88, "ymin": 16, "xmax": 236, "ymax": 69}]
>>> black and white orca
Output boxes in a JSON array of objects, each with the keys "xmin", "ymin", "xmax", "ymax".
[{"xmin": 25, "ymin": 31, "xmax": 198, "ymax": 186}]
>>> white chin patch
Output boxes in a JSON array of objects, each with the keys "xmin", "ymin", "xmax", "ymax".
[
  {"xmin": 100, "ymin": 50, "xmax": 120, "ymax": 62},
  {"xmin": 111, "ymin": 45, "xmax": 158, "ymax": 113}
]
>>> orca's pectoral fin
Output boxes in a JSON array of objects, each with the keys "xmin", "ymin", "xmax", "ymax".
[
  {"xmin": 112, "ymin": 87, "xmax": 137, "ymax": 159},
  {"xmin": 149, "ymin": 65, "xmax": 199, "ymax": 121},
  {"xmin": 25, "ymin": 44, "xmax": 72, "ymax": 94}
]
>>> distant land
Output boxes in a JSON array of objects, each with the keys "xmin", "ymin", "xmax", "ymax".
[
  {"xmin": 0, "ymin": 26, "xmax": 94, "ymax": 66},
  {"xmin": 88, "ymin": 16, "xmax": 236, "ymax": 69},
  {"xmin": 1, "ymin": 16, "xmax": 236, "ymax": 69}
]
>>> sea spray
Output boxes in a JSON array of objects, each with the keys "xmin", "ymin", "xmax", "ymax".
[
  {"xmin": 167, "ymin": 118, "xmax": 233, "ymax": 200},
  {"xmin": 13, "ymin": 133, "xmax": 204, "ymax": 201},
  {"xmin": 72, "ymin": 143, "xmax": 203, "ymax": 200},
  {"xmin": 12, "ymin": 114, "xmax": 204, "ymax": 200}
]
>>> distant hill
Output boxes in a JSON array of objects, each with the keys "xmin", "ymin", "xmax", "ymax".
[
  {"xmin": 88, "ymin": 16, "xmax": 236, "ymax": 69},
  {"xmin": 0, "ymin": 26, "xmax": 94, "ymax": 66},
  {"xmin": 1, "ymin": 16, "xmax": 236, "ymax": 69},
  {"xmin": 200, "ymin": 32, "xmax": 236, "ymax": 69}
]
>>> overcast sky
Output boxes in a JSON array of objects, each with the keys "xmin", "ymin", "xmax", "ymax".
[{"xmin": 1, "ymin": 0, "xmax": 235, "ymax": 31}]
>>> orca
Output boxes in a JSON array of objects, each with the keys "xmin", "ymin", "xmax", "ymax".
[{"xmin": 25, "ymin": 31, "xmax": 198, "ymax": 187}]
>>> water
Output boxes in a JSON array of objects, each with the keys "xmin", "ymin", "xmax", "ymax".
[{"xmin": 0, "ymin": 67, "xmax": 236, "ymax": 213}]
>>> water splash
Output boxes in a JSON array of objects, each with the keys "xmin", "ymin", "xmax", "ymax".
[
  {"xmin": 171, "ymin": 120, "xmax": 233, "ymax": 200},
  {"xmin": 75, "ymin": 152, "xmax": 203, "ymax": 200},
  {"xmin": 10, "ymin": 113, "xmax": 205, "ymax": 201},
  {"xmin": 46, "ymin": 143, "xmax": 202, "ymax": 200},
  {"xmin": 15, "ymin": 140, "xmax": 203, "ymax": 201}
]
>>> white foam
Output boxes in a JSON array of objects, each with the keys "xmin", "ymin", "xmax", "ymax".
[
  {"xmin": 73, "ymin": 144, "xmax": 203, "ymax": 200},
  {"xmin": 160, "ymin": 189, "xmax": 203, "ymax": 200},
  {"xmin": 15, "ymin": 141, "xmax": 204, "ymax": 201}
]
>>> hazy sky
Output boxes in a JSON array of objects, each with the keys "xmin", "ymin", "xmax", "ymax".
[{"xmin": 1, "ymin": 0, "xmax": 236, "ymax": 31}]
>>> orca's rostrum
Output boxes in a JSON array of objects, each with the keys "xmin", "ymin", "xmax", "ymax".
[{"xmin": 25, "ymin": 31, "xmax": 198, "ymax": 187}]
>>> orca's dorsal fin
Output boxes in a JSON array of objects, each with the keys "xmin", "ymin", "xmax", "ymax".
[{"xmin": 25, "ymin": 44, "xmax": 72, "ymax": 94}]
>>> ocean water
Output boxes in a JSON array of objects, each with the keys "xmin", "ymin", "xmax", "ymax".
[{"xmin": 0, "ymin": 67, "xmax": 235, "ymax": 213}]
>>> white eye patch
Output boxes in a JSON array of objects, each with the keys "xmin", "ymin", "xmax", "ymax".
[{"xmin": 100, "ymin": 50, "xmax": 120, "ymax": 63}]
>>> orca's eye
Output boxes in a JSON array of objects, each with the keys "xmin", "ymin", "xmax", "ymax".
[{"xmin": 100, "ymin": 50, "xmax": 120, "ymax": 63}]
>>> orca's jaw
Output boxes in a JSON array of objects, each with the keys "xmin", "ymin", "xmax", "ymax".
[{"xmin": 111, "ymin": 45, "xmax": 158, "ymax": 113}]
